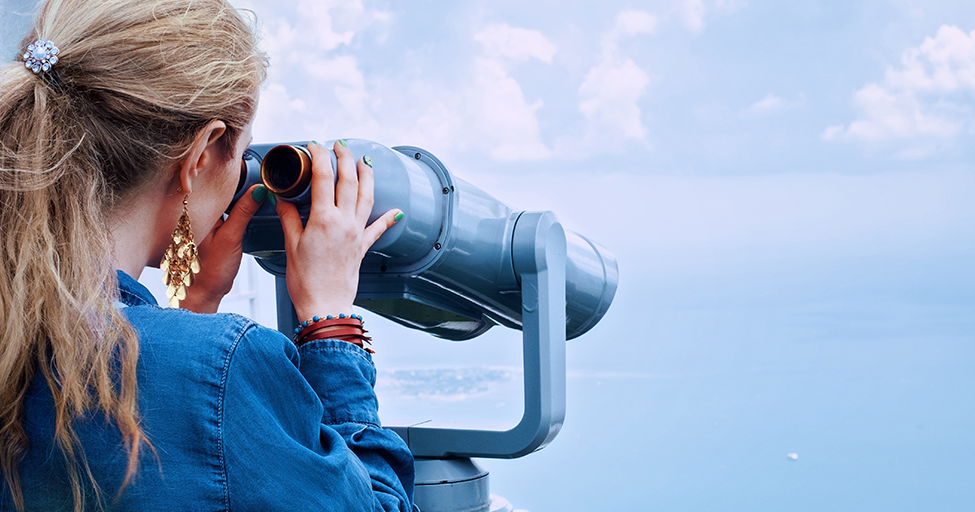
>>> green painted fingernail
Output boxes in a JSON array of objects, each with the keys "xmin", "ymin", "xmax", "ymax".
[
  {"xmin": 363, "ymin": 155, "xmax": 373, "ymax": 168},
  {"xmin": 338, "ymin": 139, "xmax": 348, "ymax": 147},
  {"xmin": 251, "ymin": 185, "xmax": 267, "ymax": 202},
  {"xmin": 311, "ymin": 140, "xmax": 320, "ymax": 146},
  {"xmin": 394, "ymin": 211, "xmax": 404, "ymax": 222},
  {"xmin": 268, "ymin": 192, "xmax": 278, "ymax": 207}
]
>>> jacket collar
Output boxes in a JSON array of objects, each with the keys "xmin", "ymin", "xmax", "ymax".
[{"xmin": 117, "ymin": 270, "xmax": 158, "ymax": 307}]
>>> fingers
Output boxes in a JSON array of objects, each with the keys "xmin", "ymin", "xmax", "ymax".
[
  {"xmin": 307, "ymin": 139, "xmax": 360, "ymax": 217},
  {"xmin": 307, "ymin": 141, "xmax": 335, "ymax": 213},
  {"xmin": 332, "ymin": 140, "xmax": 359, "ymax": 214},
  {"xmin": 355, "ymin": 155, "xmax": 375, "ymax": 226},
  {"xmin": 275, "ymin": 194, "xmax": 303, "ymax": 254},
  {"xmin": 282, "ymin": 138, "xmax": 398, "ymax": 255},
  {"xmin": 362, "ymin": 209, "xmax": 402, "ymax": 249},
  {"xmin": 217, "ymin": 184, "xmax": 264, "ymax": 246}
]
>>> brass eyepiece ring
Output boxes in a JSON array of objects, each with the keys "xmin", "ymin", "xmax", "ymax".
[{"xmin": 260, "ymin": 144, "xmax": 312, "ymax": 199}]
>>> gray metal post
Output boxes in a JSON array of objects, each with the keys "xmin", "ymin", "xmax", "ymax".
[
  {"xmin": 393, "ymin": 211, "xmax": 567, "ymax": 459},
  {"xmin": 411, "ymin": 212, "xmax": 566, "ymax": 511}
]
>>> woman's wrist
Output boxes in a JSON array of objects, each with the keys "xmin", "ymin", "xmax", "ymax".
[
  {"xmin": 293, "ymin": 303, "xmax": 354, "ymax": 326},
  {"xmin": 293, "ymin": 313, "xmax": 372, "ymax": 352}
]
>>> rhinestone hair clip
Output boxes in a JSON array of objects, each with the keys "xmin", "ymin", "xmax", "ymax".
[{"xmin": 23, "ymin": 40, "xmax": 60, "ymax": 74}]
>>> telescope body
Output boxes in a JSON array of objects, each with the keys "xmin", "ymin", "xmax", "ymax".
[
  {"xmin": 236, "ymin": 139, "xmax": 619, "ymax": 464},
  {"xmin": 233, "ymin": 139, "xmax": 617, "ymax": 341}
]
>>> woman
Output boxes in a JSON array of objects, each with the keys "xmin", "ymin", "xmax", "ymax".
[{"xmin": 0, "ymin": 0, "xmax": 413, "ymax": 510}]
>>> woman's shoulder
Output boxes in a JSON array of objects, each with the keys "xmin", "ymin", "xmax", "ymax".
[
  {"xmin": 125, "ymin": 302, "xmax": 245, "ymax": 338},
  {"xmin": 103, "ymin": 308, "xmax": 304, "ymax": 509},
  {"xmin": 121, "ymin": 304, "xmax": 297, "ymax": 393},
  {"xmin": 115, "ymin": 270, "xmax": 285, "ymax": 350}
]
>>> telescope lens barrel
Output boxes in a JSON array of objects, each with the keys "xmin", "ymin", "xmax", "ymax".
[
  {"xmin": 233, "ymin": 139, "xmax": 618, "ymax": 342},
  {"xmin": 261, "ymin": 145, "xmax": 312, "ymax": 198}
]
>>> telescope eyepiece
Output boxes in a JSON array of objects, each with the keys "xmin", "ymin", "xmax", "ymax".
[
  {"xmin": 235, "ymin": 157, "xmax": 248, "ymax": 195},
  {"xmin": 261, "ymin": 144, "xmax": 312, "ymax": 198}
]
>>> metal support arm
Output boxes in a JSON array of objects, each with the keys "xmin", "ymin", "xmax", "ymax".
[
  {"xmin": 391, "ymin": 211, "xmax": 567, "ymax": 458},
  {"xmin": 273, "ymin": 211, "xmax": 568, "ymax": 459}
]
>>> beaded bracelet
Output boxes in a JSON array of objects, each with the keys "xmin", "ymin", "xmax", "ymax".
[
  {"xmin": 293, "ymin": 314, "xmax": 373, "ymax": 352},
  {"xmin": 293, "ymin": 314, "xmax": 367, "ymax": 341},
  {"xmin": 294, "ymin": 316, "xmax": 372, "ymax": 351}
]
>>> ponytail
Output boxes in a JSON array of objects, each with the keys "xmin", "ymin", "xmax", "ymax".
[{"xmin": 0, "ymin": 1, "xmax": 266, "ymax": 510}]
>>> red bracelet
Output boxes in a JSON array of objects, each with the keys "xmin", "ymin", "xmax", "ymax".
[
  {"xmin": 300, "ymin": 329, "xmax": 373, "ymax": 352},
  {"xmin": 293, "ymin": 314, "xmax": 373, "ymax": 352}
]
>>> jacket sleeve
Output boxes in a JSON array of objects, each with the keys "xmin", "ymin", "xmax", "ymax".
[{"xmin": 221, "ymin": 324, "xmax": 414, "ymax": 511}]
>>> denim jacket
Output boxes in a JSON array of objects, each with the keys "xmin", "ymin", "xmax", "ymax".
[{"xmin": 1, "ymin": 271, "xmax": 415, "ymax": 511}]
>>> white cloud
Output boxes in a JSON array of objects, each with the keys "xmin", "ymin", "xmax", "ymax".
[
  {"xmin": 244, "ymin": 2, "xmax": 663, "ymax": 162},
  {"xmin": 677, "ymin": 0, "xmax": 706, "ymax": 33},
  {"xmin": 741, "ymin": 93, "xmax": 802, "ymax": 118},
  {"xmin": 825, "ymin": 25, "xmax": 975, "ymax": 152},
  {"xmin": 252, "ymin": 83, "xmax": 306, "ymax": 141},
  {"xmin": 614, "ymin": 9, "xmax": 658, "ymax": 38},
  {"xmin": 297, "ymin": 0, "xmax": 355, "ymax": 51},
  {"xmin": 885, "ymin": 25, "xmax": 975, "ymax": 93},
  {"xmin": 257, "ymin": 0, "xmax": 388, "ymax": 57},
  {"xmin": 825, "ymin": 83, "xmax": 959, "ymax": 142},
  {"xmin": 579, "ymin": 59, "xmax": 652, "ymax": 141},
  {"xmin": 714, "ymin": 0, "xmax": 748, "ymax": 15},
  {"xmin": 577, "ymin": 10, "xmax": 655, "ymax": 148},
  {"xmin": 243, "ymin": 0, "xmax": 393, "ymax": 141},
  {"xmin": 599, "ymin": 9, "xmax": 656, "ymax": 57},
  {"xmin": 748, "ymin": 94, "xmax": 785, "ymax": 113},
  {"xmin": 670, "ymin": 0, "xmax": 748, "ymax": 34},
  {"xmin": 474, "ymin": 24, "xmax": 557, "ymax": 64},
  {"xmin": 821, "ymin": 125, "xmax": 843, "ymax": 141},
  {"xmin": 251, "ymin": 4, "xmax": 557, "ymax": 162},
  {"xmin": 302, "ymin": 54, "xmax": 371, "ymax": 122},
  {"xmin": 392, "ymin": 24, "xmax": 556, "ymax": 162},
  {"xmin": 468, "ymin": 57, "xmax": 551, "ymax": 160}
]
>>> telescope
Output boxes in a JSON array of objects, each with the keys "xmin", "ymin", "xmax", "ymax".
[{"xmin": 231, "ymin": 139, "xmax": 619, "ymax": 512}]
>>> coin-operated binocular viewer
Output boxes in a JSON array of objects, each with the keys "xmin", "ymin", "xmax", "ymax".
[{"xmin": 232, "ymin": 139, "xmax": 618, "ymax": 512}]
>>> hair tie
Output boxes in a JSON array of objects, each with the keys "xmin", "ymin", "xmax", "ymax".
[{"xmin": 23, "ymin": 40, "xmax": 60, "ymax": 74}]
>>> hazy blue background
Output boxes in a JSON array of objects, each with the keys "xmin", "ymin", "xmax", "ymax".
[{"xmin": 3, "ymin": 0, "xmax": 974, "ymax": 510}]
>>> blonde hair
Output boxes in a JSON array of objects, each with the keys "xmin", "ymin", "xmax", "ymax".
[{"xmin": 0, "ymin": 0, "xmax": 267, "ymax": 510}]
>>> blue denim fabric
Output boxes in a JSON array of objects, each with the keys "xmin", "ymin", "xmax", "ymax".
[{"xmin": 1, "ymin": 271, "xmax": 415, "ymax": 511}]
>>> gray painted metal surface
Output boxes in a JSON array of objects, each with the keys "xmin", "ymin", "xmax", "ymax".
[
  {"xmin": 414, "ymin": 458, "xmax": 490, "ymax": 512},
  {"xmin": 244, "ymin": 141, "xmax": 588, "ymax": 459},
  {"xmin": 390, "ymin": 211, "xmax": 567, "ymax": 459},
  {"xmin": 270, "ymin": 211, "xmax": 569, "ymax": 459},
  {"xmin": 234, "ymin": 139, "xmax": 617, "ymax": 342}
]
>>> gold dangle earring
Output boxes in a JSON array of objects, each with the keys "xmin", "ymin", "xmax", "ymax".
[{"xmin": 161, "ymin": 193, "xmax": 200, "ymax": 308}]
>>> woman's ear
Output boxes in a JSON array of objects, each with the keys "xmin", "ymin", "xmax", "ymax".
[{"xmin": 176, "ymin": 120, "xmax": 228, "ymax": 195}]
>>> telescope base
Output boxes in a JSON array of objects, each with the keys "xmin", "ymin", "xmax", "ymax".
[{"xmin": 414, "ymin": 458, "xmax": 514, "ymax": 512}]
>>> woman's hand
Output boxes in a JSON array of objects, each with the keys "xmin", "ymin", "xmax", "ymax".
[
  {"xmin": 180, "ymin": 184, "xmax": 266, "ymax": 314},
  {"xmin": 275, "ymin": 140, "xmax": 401, "ymax": 322}
]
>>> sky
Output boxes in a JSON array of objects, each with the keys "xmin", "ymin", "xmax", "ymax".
[
  {"xmin": 218, "ymin": 1, "xmax": 975, "ymax": 509},
  {"xmin": 228, "ymin": 1, "xmax": 975, "ymax": 509},
  {"xmin": 2, "ymin": 0, "xmax": 975, "ymax": 510}
]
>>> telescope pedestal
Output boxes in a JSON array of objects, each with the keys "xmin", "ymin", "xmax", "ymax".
[{"xmin": 414, "ymin": 458, "xmax": 513, "ymax": 512}]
